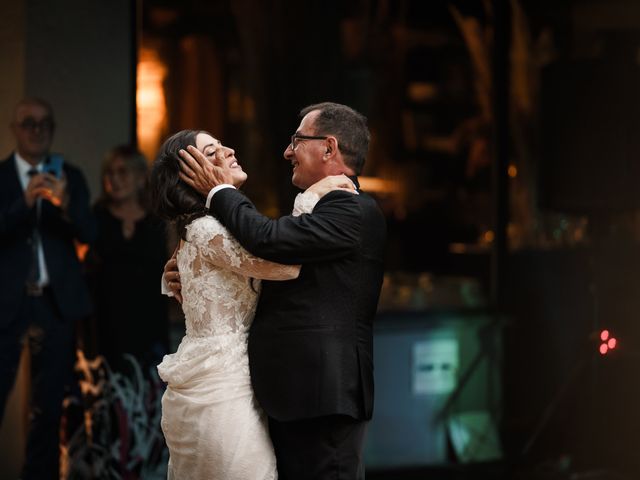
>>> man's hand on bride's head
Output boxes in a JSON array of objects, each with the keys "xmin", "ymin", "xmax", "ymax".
[
  {"xmin": 178, "ymin": 145, "xmax": 234, "ymax": 196},
  {"xmin": 306, "ymin": 174, "xmax": 358, "ymax": 199}
]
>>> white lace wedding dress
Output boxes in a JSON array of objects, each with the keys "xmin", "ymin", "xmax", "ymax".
[{"xmin": 158, "ymin": 193, "xmax": 318, "ymax": 480}]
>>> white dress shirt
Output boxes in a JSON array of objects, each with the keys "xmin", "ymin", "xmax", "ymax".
[{"xmin": 15, "ymin": 153, "xmax": 50, "ymax": 286}]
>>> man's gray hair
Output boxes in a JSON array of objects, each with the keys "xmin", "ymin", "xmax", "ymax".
[{"xmin": 300, "ymin": 102, "xmax": 370, "ymax": 175}]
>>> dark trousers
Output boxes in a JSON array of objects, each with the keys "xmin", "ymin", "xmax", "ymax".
[
  {"xmin": 0, "ymin": 289, "xmax": 74, "ymax": 480},
  {"xmin": 268, "ymin": 415, "xmax": 368, "ymax": 480}
]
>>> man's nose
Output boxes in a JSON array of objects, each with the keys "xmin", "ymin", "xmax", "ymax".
[{"xmin": 283, "ymin": 144, "xmax": 294, "ymax": 159}]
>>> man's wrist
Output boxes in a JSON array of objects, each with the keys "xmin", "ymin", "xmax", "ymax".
[{"xmin": 205, "ymin": 184, "xmax": 236, "ymax": 209}]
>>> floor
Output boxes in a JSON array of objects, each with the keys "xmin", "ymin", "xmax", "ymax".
[{"xmin": 366, "ymin": 462, "xmax": 634, "ymax": 480}]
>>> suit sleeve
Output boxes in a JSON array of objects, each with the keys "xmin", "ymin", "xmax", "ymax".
[
  {"xmin": 0, "ymin": 194, "xmax": 31, "ymax": 239},
  {"xmin": 208, "ymin": 188, "xmax": 361, "ymax": 264}
]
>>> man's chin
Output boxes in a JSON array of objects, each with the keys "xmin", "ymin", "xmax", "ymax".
[{"xmin": 291, "ymin": 175, "xmax": 307, "ymax": 190}]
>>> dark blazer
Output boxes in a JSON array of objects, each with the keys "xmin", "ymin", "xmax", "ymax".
[
  {"xmin": 0, "ymin": 154, "xmax": 96, "ymax": 329},
  {"xmin": 209, "ymin": 180, "xmax": 386, "ymax": 421}
]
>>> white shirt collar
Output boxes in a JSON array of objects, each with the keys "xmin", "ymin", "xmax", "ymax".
[{"xmin": 14, "ymin": 152, "xmax": 44, "ymax": 190}]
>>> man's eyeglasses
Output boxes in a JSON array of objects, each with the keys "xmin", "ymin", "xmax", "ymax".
[
  {"xmin": 17, "ymin": 118, "xmax": 55, "ymax": 133},
  {"xmin": 289, "ymin": 134, "xmax": 328, "ymax": 151}
]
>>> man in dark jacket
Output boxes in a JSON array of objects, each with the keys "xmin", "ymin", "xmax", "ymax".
[
  {"xmin": 174, "ymin": 102, "xmax": 386, "ymax": 480},
  {"xmin": 0, "ymin": 97, "xmax": 95, "ymax": 479}
]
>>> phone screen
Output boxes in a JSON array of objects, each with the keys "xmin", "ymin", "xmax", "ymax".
[{"xmin": 44, "ymin": 155, "xmax": 64, "ymax": 178}]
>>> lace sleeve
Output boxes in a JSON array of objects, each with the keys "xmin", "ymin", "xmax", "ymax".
[
  {"xmin": 186, "ymin": 216, "xmax": 300, "ymax": 280},
  {"xmin": 292, "ymin": 191, "xmax": 320, "ymax": 217}
]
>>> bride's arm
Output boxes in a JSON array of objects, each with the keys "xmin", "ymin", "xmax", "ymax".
[{"xmin": 191, "ymin": 218, "xmax": 300, "ymax": 281}]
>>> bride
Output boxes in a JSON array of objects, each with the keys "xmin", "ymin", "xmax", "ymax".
[{"xmin": 149, "ymin": 130, "xmax": 352, "ymax": 479}]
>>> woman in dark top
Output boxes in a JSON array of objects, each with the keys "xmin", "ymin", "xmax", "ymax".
[{"xmin": 87, "ymin": 145, "xmax": 170, "ymax": 371}]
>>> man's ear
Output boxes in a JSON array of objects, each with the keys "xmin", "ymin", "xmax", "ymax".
[{"xmin": 324, "ymin": 136, "xmax": 339, "ymax": 158}]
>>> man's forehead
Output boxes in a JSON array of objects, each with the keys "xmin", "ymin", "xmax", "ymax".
[
  {"xmin": 15, "ymin": 103, "xmax": 51, "ymax": 120},
  {"xmin": 298, "ymin": 109, "xmax": 320, "ymax": 131}
]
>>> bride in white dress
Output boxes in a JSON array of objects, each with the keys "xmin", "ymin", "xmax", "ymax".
[{"xmin": 149, "ymin": 129, "xmax": 344, "ymax": 479}]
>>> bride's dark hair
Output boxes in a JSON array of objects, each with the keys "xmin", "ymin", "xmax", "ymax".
[{"xmin": 149, "ymin": 129, "xmax": 210, "ymax": 240}]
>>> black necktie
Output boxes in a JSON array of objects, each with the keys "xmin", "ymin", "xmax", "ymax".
[{"xmin": 26, "ymin": 168, "xmax": 41, "ymax": 286}]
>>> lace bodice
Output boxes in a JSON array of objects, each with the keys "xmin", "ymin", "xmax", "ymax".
[
  {"xmin": 158, "ymin": 215, "xmax": 298, "ymax": 384},
  {"xmin": 178, "ymin": 215, "xmax": 301, "ymax": 337},
  {"xmin": 178, "ymin": 190, "xmax": 318, "ymax": 338},
  {"xmin": 158, "ymin": 192, "xmax": 318, "ymax": 387}
]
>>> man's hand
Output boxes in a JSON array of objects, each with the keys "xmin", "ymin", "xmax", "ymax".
[
  {"xmin": 24, "ymin": 174, "xmax": 48, "ymax": 208},
  {"xmin": 178, "ymin": 145, "xmax": 235, "ymax": 196},
  {"xmin": 164, "ymin": 251, "xmax": 183, "ymax": 304},
  {"xmin": 24, "ymin": 173, "xmax": 68, "ymax": 209},
  {"xmin": 305, "ymin": 174, "xmax": 358, "ymax": 199},
  {"xmin": 40, "ymin": 173, "xmax": 69, "ymax": 208}
]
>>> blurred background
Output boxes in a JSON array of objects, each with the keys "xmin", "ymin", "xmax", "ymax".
[{"xmin": 2, "ymin": 0, "xmax": 640, "ymax": 478}]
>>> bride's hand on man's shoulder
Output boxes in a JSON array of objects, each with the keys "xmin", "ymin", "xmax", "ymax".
[{"xmin": 306, "ymin": 174, "xmax": 358, "ymax": 199}]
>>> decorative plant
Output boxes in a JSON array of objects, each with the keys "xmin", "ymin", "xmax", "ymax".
[{"xmin": 60, "ymin": 350, "xmax": 168, "ymax": 480}]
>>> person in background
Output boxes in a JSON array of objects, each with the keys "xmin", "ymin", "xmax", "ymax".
[
  {"xmin": 86, "ymin": 145, "xmax": 170, "ymax": 372},
  {"xmin": 0, "ymin": 97, "xmax": 96, "ymax": 479}
]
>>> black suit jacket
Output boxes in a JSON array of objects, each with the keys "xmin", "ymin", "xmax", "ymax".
[
  {"xmin": 209, "ymin": 181, "xmax": 386, "ymax": 421},
  {"xmin": 0, "ymin": 154, "xmax": 96, "ymax": 329}
]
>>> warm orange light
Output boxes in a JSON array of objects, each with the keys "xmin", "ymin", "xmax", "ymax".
[
  {"xmin": 75, "ymin": 241, "xmax": 89, "ymax": 262},
  {"xmin": 508, "ymin": 164, "xmax": 518, "ymax": 178},
  {"xmin": 358, "ymin": 177, "xmax": 402, "ymax": 194},
  {"xmin": 483, "ymin": 230, "xmax": 495, "ymax": 243},
  {"xmin": 137, "ymin": 47, "xmax": 168, "ymax": 162}
]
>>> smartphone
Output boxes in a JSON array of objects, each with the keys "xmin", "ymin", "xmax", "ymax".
[{"xmin": 43, "ymin": 154, "xmax": 64, "ymax": 178}]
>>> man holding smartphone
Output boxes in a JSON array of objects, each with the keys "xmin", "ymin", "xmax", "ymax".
[{"xmin": 0, "ymin": 97, "xmax": 96, "ymax": 479}]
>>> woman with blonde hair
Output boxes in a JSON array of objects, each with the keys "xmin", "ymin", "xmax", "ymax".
[{"xmin": 87, "ymin": 145, "xmax": 169, "ymax": 369}]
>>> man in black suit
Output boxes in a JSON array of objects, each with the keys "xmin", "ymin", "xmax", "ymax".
[
  {"xmin": 0, "ymin": 97, "xmax": 95, "ymax": 479},
  {"xmin": 172, "ymin": 102, "xmax": 386, "ymax": 479}
]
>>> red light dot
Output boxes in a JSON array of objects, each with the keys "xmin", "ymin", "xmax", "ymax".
[
  {"xmin": 608, "ymin": 338, "xmax": 617, "ymax": 349},
  {"xmin": 600, "ymin": 344, "xmax": 609, "ymax": 355},
  {"xmin": 600, "ymin": 330, "xmax": 610, "ymax": 341}
]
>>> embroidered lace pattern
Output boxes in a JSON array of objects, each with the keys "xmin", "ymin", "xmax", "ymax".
[{"xmin": 159, "ymin": 215, "xmax": 301, "ymax": 383}]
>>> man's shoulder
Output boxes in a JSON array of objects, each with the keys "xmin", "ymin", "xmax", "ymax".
[
  {"xmin": 61, "ymin": 159, "xmax": 84, "ymax": 175},
  {"xmin": 357, "ymin": 190, "xmax": 384, "ymax": 210},
  {"xmin": 0, "ymin": 153, "xmax": 15, "ymax": 169},
  {"xmin": 60, "ymin": 159, "xmax": 90, "ymax": 185},
  {"xmin": 317, "ymin": 189, "xmax": 382, "ymax": 214},
  {"xmin": 0, "ymin": 154, "xmax": 17, "ymax": 180}
]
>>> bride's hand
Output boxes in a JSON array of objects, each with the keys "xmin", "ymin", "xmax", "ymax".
[
  {"xmin": 164, "ymin": 247, "xmax": 183, "ymax": 304},
  {"xmin": 305, "ymin": 174, "xmax": 358, "ymax": 199}
]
